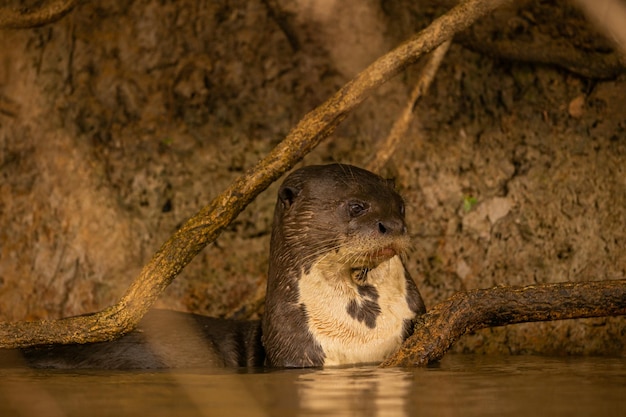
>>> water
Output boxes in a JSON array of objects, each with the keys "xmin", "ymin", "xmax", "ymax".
[{"xmin": 1, "ymin": 355, "xmax": 624, "ymax": 417}]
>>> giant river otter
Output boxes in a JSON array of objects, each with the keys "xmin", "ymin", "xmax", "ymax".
[{"xmin": 20, "ymin": 164, "xmax": 425, "ymax": 368}]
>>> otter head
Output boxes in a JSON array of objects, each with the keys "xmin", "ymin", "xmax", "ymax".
[
  {"xmin": 263, "ymin": 164, "xmax": 424, "ymax": 368},
  {"xmin": 271, "ymin": 163, "xmax": 409, "ymax": 278}
]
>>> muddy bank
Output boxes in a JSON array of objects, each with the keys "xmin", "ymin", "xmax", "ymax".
[{"xmin": 0, "ymin": 0, "xmax": 624, "ymax": 354}]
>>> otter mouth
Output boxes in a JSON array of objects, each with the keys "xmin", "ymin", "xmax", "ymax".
[
  {"xmin": 349, "ymin": 246, "xmax": 398, "ymax": 281},
  {"xmin": 358, "ymin": 246, "xmax": 398, "ymax": 267},
  {"xmin": 368, "ymin": 246, "xmax": 398, "ymax": 260}
]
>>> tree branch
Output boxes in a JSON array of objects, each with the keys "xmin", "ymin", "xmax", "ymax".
[
  {"xmin": 367, "ymin": 40, "xmax": 451, "ymax": 173},
  {"xmin": 382, "ymin": 279, "xmax": 626, "ymax": 367},
  {"xmin": 0, "ymin": 0, "xmax": 511, "ymax": 348},
  {"xmin": 0, "ymin": 0, "xmax": 77, "ymax": 29}
]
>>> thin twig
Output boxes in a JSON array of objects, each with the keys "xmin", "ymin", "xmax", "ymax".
[{"xmin": 367, "ymin": 40, "xmax": 451, "ymax": 173}]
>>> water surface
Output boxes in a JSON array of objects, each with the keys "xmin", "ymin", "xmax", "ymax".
[{"xmin": 1, "ymin": 355, "xmax": 624, "ymax": 417}]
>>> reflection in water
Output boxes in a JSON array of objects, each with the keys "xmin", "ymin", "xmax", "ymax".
[
  {"xmin": 1, "ymin": 369, "xmax": 66, "ymax": 417},
  {"xmin": 296, "ymin": 367, "xmax": 411, "ymax": 417},
  {"xmin": 1, "ymin": 355, "xmax": 625, "ymax": 416}
]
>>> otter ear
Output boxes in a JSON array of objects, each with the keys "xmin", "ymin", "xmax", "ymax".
[
  {"xmin": 278, "ymin": 185, "xmax": 301, "ymax": 209},
  {"xmin": 385, "ymin": 178, "xmax": 396, "ymax": 189}
]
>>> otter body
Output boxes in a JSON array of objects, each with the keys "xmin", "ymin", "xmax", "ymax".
[
  {"xmin": 18, "ymin": 164, "xmax": 424, "ymax": 369},
  {"xmin": 20, "ymin": 310, "xmax": 264, "ymax": 369},
  {"xmin": 262, "ymin": 164, "xmax": 425, "ymax": 367}
]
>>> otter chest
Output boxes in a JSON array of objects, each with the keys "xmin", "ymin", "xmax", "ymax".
[{"xmin": 296, "ymin": 256, "xmax": 415, "ymax": 366}]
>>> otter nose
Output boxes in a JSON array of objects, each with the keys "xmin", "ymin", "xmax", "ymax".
[{"xmin": 377, "ymin": 219, "xmax": 406, "ymax": 235}]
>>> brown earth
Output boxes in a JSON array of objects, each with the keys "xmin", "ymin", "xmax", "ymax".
[{"xmin": 0, "ymin": 0, "xmax": 625, "ymax": 355}]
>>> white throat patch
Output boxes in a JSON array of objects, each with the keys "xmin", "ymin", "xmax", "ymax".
[{"xmin": 297, "ymin": 255, "xmax": 414, "ymax": 366}]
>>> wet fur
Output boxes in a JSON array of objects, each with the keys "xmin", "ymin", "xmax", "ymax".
[
  {"xmin": 20, "ymin": 310, "xmax": 263, "ymax": 369},
  {"xmin": 262, "ymin": 164, "xmax": 425, "ymax": 367}
]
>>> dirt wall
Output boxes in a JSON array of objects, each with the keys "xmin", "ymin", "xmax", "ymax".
[{"xmin": 1, "ymin": 0, "xmax": 625, "ymax": 355}]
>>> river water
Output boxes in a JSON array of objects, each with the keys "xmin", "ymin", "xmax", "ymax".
[{"xmin": 1, "ymin": 355, "xmax": 624, "ymax": 417}]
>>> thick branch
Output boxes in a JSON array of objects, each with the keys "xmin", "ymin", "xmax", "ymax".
[
  {"xmin": 382, "ymin": 279, "xmax": 626, "ymax": 367},
  {"xmin": 0, "ymin": 0, "xmax": 511, "ymax": 349},
  {"xmin": 0, "ymin": 0, "xmax": 76, "ymax": 29}
]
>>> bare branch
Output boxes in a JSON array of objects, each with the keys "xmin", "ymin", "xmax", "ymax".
[
  {"xmin": 0, "ymin": 0, "xmax": 76, "ymax": 29},
  {"xmin": 367, "ymin": 40, "xmax": 451, "ymax": 173},
  {"xmin": 382, "ymin": 279, "xmax": 626, "ymax": 367}
]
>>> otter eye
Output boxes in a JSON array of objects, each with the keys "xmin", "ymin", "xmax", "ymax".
[{"xmin": 348, "ymin": 201, "xmax": 369, "ymax": 218}]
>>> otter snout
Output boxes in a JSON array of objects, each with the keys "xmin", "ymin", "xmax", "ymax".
[{"xmin": 377, "ymin": 218, "xmax": 406, "ymax": 236}]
